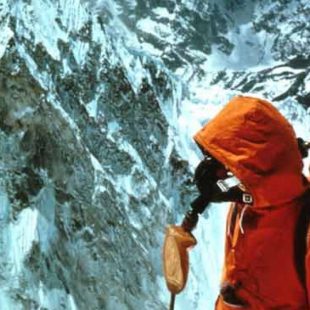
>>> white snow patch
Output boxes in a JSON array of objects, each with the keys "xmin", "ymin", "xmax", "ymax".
[
  {"xmin": 58, "ymin": 0, "xmax": 88, "ymax": 32},
  {"xmin": 0, "ymin": 189, "xmax": 9, "ymax": 222},
  {"xmin": 0, "ymin": 22, "xmax": 13, "ymax": 59},
  {"xmin": 107, "ymin": 120, "xmax": 121, "ymax": 140},
  {"xmin": 9, "ymin": 208, "xmax": 39, "ymax": 274},
  {"xmin": 18, "ymin": 0, "xmax": 68, "ymax": 60},
  {"xmin": 139, "ymin": 41, "xmax": 162, "ymax": 56},
  {"xmin": 90, "ymin": 154, "xmax": 104, "ymax": 172},
  {"xmin": 86, "ymin": 99, "xmax": 98, "ymax": 118},
  {"xmin": 92, "ymin": 15, "xmax": 108, "ymax": 44},
  {"xmin": 37, "ymin": 280, "xmax": 79, "ymax": 310},
  {"xmin": 152, "ymin": 7, "xmax": 176, "ymax": 20},
  {"xmin": 72, "ymin": 41, "xmax": 89, "ymax": 66},
  {"xmin": 68, "ymin": 294, "xmax": 78, "ymax": 310},
  {"xmin": 137, "ymin": 17, "xmax": 179, "ymax": 45}
]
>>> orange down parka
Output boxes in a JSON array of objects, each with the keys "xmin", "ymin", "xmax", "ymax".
[{"xmin": 194, "ymin": 96, "xmax": 310, "ymax": 309}]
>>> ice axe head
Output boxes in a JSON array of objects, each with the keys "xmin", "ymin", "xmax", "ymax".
[{"xmin": 163, "ymin": 225, "xmax": 197, "ymax": 294}]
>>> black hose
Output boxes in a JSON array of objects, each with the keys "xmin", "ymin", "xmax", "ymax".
[{"xmin": 297, "ymin": 138, "xmax": 310, "ymax": 158}]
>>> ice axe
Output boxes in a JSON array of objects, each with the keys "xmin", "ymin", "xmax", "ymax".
[{"xmin": 163, "ymin": 225, "xmax": 196, "ymax": 310}]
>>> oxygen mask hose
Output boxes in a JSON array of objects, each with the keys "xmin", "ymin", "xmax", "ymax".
[
  {"xmin": 298, "ymin": 137, "xmax": 310, "ymax": 158},
  {"xmin": 181, "ymin": 194, "xmax": 212, "ymax": 232},
  {"xmin": 181, "ymin": 209, "xmax": 199, "ymax": 232}
]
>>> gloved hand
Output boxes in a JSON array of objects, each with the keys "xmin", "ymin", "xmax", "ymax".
[
  {"xmin": 194, "ymin": 156, "xmax": 226, "ymax": 194},
  {"xmin": 188, "ymin": 155, "xmax": 229, "ymax": 219}
]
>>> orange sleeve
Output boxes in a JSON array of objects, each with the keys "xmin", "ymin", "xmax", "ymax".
[{"xmin": 306, "ymin": 224, "xmax": 310, "ymax": 306}]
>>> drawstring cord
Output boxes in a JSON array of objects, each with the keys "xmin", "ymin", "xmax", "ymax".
[
  {"xmin": 227, "ymin": 203, "xmax": 236, "ymax": 237},
  {"xmin": 239, "ymin": 205, "xmax": 250, "ymax": 234}
]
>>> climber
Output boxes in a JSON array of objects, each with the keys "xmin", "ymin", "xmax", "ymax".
[{"xmin": 191, "ymin": 96, "xmax": 310, "ymax": 309}]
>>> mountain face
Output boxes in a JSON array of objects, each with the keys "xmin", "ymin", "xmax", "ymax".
[{"xmin": 0, "ymin": 0, "xmax": 309, "ymax": 309}]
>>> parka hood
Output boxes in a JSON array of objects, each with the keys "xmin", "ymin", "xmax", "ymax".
[{"xmin": 194, "ymin": 96, "xmax": 306, "ymax": 207}]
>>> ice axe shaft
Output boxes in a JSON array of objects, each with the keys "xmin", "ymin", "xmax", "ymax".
[
  {"xmin": 163, "ymin": 192, "xmax": 210, "ymax": 308},
  {"xmin": 169, "ymin": 293, "xmax": 176, "ymax": 310}
]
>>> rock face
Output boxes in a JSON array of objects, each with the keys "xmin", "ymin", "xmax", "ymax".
[{"xmin": 0, "ymin": 1, "xmax": 309, "ymax": 309}]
